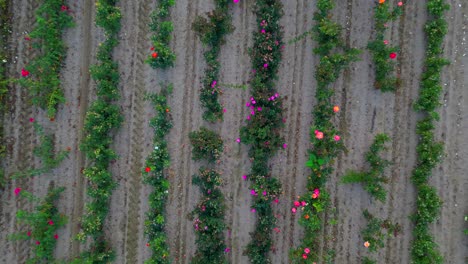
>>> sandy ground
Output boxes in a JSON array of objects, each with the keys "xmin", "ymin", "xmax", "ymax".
[{"xmin": 0, "ymin": 0, "xmax": 467, "ymax": 264}]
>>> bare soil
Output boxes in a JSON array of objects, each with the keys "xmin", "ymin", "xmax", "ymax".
[{"xmin": 0, "ymin": 0, "xmax": 467, "ymax": 263}]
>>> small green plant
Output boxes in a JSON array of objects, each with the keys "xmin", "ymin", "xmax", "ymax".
[
  {"xmin": 146, "ymin": 0, "xmax": 176, "ymax": 68},
  {"xmin": 341, "ymin": 133, "xmax": 391, "ymax": 202},
  {"xmin": 362, "ymin": 256, "xmax": 376, "ymax": 264},
  {"xmin": 12, "ymin": 121, "xmax": 69, "ymax": 179},
  {"xmin": 464, "ymin": 215, "xmax": 467, "ymax": 235},
  {"xmin": 361, "ymin": 209, "xmax": 401, "ymax": 253},
  {"xmin": 9, "ymin": 186, "xmax": 67, "ymax": 263},
  {"xmin": 16, "ymin": 0, "xmax": 73, "ymax": 118},
  {"xmin": 189, "ymin": 127, "xmax": 223, "ymax": 162},
  {"xmin": 142, "ymin": 85, "xmax": 172, "ymax": 263},
  {"xmin": 190, "ymin": 168, "xmax": 227, "ymax": 263},
  {"xmin": 367, "ymin": 1, "xmax": 403, "ymax": 92}
]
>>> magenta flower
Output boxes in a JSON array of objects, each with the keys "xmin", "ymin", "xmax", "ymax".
[
  {"xmin": 294, "ymin": 201, "xmax": 300, "ymax": 207},
  {"xmin": 250, "ymin": 189, "xmax": 257, "ymax": 196},
  {"xmin": 291, "ymin": 208, "xmax": 297, "ymax": 213},
  {"xmin": 304, "ymin": 247, "xmax": 310, "ymax": 254},
  {"xmin": 251, "ymin": 208, "xmax": 256, "ymax": 213},
  {"xmin": 236, "ymin": 138, "xmax": 241, "ymax": 143},
  {"xmin": 242, "ymin": 175, "xmax": 247, "ymax": 180},
  {"xmin": 14, "ymin": 187, "xmax": 21, "ymax": 196},
  {"xmin": 224, "ymin": 247, "xmax": 231, "ymax": 253},
  {"xmin": 334, "ymin": 135, "xmax": 341, "ymax": 141},
  {"xmin": 283, "ymin": 143, "xmax": 287, "ymax": 149},
  {"xmin": 257, "ymin": 107, "xmax": 262, "ymax": 111},
  {"xmin": 262, "ymin": 191, "xmax": 267, "ymax": 196},
  {"xmin": 263, "ymin": 63, "xmax": 268, "ymax": 68}
]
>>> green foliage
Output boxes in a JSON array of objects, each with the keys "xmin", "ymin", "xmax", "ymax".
[
  {"xmin": 16, "ymin": 0, "xmax": 73, "ymax": 118},
  {"xmin": 143, "ymin": 85, "xmax": 173, "ymax": 263},
  {"xmin": 190, "ymin": 168, "xmax": 227, "ymax": 264},
  {"xmin": 192, "ymin": 3, "xmax": 234, "ymax": 122},
  {"xmin": 10, "ymin": 187, "xmax": 67, "ymax": 263},
  {"xmin": 367, "ymin": 1, "xmax": 403, "ymax": 92},
  {"xmin": 241, "ymin": 1, "xmax": 285, "ymax": 262},
  {"xmin": 146, "ymin": 0, "xmax": 176, "ymax": 69},
  {"xmin": 362, "ymin": 257, "xmax": 376, "ymax": 264},
  {"xmin": 12, "ymin": 121, "xmax": 69, "ymax": 179},
  {"xmin": 77, "ymin": 0, "xmax": 122, "ymax": 260},
  {"xmin": 189, "ymin": 127, "xmax": 223, "ymax": 162},
  {"xmin": 342, "ymin": 134, "xmax": 391, "ymax": 202},
  {"xmin": 291, "ymin": 1, "xmax": 361, "ymax": 262},
  {"xmin": 410, "ymin": 1, "xmax": 449, "ymax": 263},
  {"xmin": 0, "ymin": 0, "xmax": 9, "ymax": 160},
  {"xmin": 361, "ymin": 209, "xmax": 401, "ymax": 253}
]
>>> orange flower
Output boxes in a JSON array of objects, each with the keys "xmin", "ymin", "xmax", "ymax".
[
  {"xmin": 333, "ymin": 105, "xmax": 340, "ymax": 113},
  {"xmin": 379, "ymin": 0, "xmax": 385, "ymax": 3},
  {"xmin": 166, "ymin": 108, "xmax": 170, "ymax": 112},
  {"xmin": 364, "ymin": 241, "xmax": 370, "ymax": 248},
  {"xmin": 304, "ymin": 214, "xmax": 310, "ymax": 219},
  {"xmin": 312, "ymin": 193, "xmax": 318, "ymax": 199}
]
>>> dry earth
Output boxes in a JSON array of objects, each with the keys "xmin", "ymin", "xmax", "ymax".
[{"xmin": 0, "ymin": 0, "xmax": 467, "ymax": 263}]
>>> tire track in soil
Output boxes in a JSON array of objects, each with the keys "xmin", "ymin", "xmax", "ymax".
[
  {"xmin": 13, "ymin": 0, "xmax": 40, "ymax": 262},
  {"xmin": 70, "ymin": 0, "xmax": 93, "ymax": 257},
  {"xmin": 331, "ymin": 0, "xmax": 353, "ymax": 262},
  {"xmin": 172, "ymin": 0, "xmax": 199, "ymax": 262},
  {"xmin": 275, "ymin": 0, "xmax": 307, "ymax": 262},
  {"xmin": 123, "ymin": 0, "xmax": 152, "ymax": 262}
]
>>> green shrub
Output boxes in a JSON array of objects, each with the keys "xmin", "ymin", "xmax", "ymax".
[
  {"xmin": 410, "ymin": 1, "xmax": 449, "ymax": 263},
  {"xmin": 361, "ymin": 209, "xmax": 401, "ymax": 253},
  {"xmin": 189, "ymin": 127, "xmax": 223, "ymax": 162},
  {"xmin": 143, "ymin": 85, "xmax": 173, "ymax": 264},
  {"xmin": 146, "ymin": 0, "xmax": 176, "ymax": 69},
  {"xmin": 10, "ymin": 187, "xmax": 67, "ymax": 263},
  {"xmin": 17, "ymin": 0, "xmax": 73, "ymax": 118},
  {"xmin": 342, "ymin": 134, "xmax": 391, "ymax": 202}
]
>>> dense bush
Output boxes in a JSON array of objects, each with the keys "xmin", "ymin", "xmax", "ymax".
[
  {"xmin": 367, "ymin": 1, "xmax": 403, "ymax": 92},
  {"xmin": 143, "ymin": 86, "xmax": 173, "ymax": 263},
  {"xmin": 410, "ymin": 1, "xmax": 449, "ymax": 263},
  {"xmin": 0, "ymin": 0, "xmax": 9, "ymax": 165},
  {"xmin": 291, "ymin": 0, "xmax": 360, "ymax": 262},
  {"xmin": 192, "ymin": 1, "xmax": 234, "ymax": 122},
  {"xmin": 16, "ymin": 0, "xmax": 73, "ymax": 118},
  {"xmin": 239, "ymin": 0, "xmax": 285, "ymax": 262},
  {"xmin": 12, "ymin": 121, "xmax": 69, "ymax": 179},
  {"xmin": 190, "ymin": 168, "xmax": 227, "ymax": 264},
  {"xmin": 341, "ymin": 133, "xmax": 391, "ymax": 202},
  {"xmin": 189, "ymin": 127, "xmax": 224, "ymax": 162},
  {"xmin": 146, "ymin": 0, "xmax": 176, "ymax": 69},
  {"xmin": 10, "ymin": 187, "xmax": 67, "ymax": 263},
  {"xmin": 76, "ymin": 0, "xmax": 123, "ymax": 261}
]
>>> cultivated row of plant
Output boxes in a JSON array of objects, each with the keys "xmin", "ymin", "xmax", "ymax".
[
  {"xmin": 410, "ymin": 1, "xmax": 450, "ymax": 263},
  {"xmin": 11, "ymin": 120, "xmax": 69, "ymax": 179},
  {"xmin": 192, "ymin": 0, "xmax": 234, "ymax": 122},
  {"xmin": 146, "ymin": 0, "xmax": 176, "ymax": 69},
  {"xmin": 10, "ymin": 186, "xmax": 67, "ymax": 263},
  {"xmin": 17, "ymin": 0, "xmax": 73, "ymax": 118},
  {"xmin": 361, "ymin": 209, "xmax": 401, "ymax": 263},
  {"xmin": 142, "ymin": 86, "xmax": 173, "ymax": 263},
  {"xmin": 238, "ymin": 0, "xmax": 285, "ymax": 262},
  {"xmin": 291, "ymin": 0, "xmax": 360, "ymax": 262},
  {"xmin": 76, "ymin": 0, "xmax": 123, "ymax": 262},
  {"xmin": 341, "ymin": 133, "xmax": 391, "ymax": 202},
  {"xmin": 367, "ymin": 1, "xmax": 403, "ymax": 92}
]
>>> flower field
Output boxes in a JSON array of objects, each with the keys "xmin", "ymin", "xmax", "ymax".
[{"xmin": 0, "ymin": 0, "xmax": 466, "ymax": 263}]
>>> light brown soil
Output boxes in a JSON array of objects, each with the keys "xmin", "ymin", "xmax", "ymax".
[{"xmin": 0, "ymin": 0, "xmax": 467, "ymax": 264}]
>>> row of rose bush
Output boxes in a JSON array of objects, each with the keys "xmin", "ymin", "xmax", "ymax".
[
  {"xmin": 142, "ymin": 87, "xmax": 173, "ymax": 263},
  {"xmin": 146, "ymin": 0, "xmax": 176, "ymax": 69},
  {"xmin": 17, "ymin": 0, "xmax": 73, "ymax": 118},
  {"xmin": 291, "ymin": 0, "xmax": 360, "ymax": 262},
  {"xmin": 0, "ymin": 0, "xmax": 10, "ymax": 188},
  {"xmin": 75, "ymin": 0, "xmax": 123, "ymax": 262},
  {"xmin": 410, "ymin": 1, "xmax": 450, "ymax": 263},
  {"xmin": 192, "ymin": 0, "xmax": 234, "ymax": 122},
  {"xmin": 10, "ymin": 187, "xmax": 67, "ymax": 263},
  {"xmin": 239, "ymin": 0, "xmax": 285, "ymax": 262},
  {"xmin": 367, "ymin": 1, "xmax": 402, "ymax": 92},
  {"xmin": 341, "ymin": 133, "xmax": 391, "ymax": 202}
]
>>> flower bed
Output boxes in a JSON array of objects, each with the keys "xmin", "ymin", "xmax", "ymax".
[
  {"xmin": 146, "ymin": 0, "xmax": 176, "ymax": 69},
  {"xmin": 239, "ymin": 0, "xmax": 285, "ymax": 262},
  {"xmin": 17, "ymin": 0, "xmax": 73, "ymax": 118},
  {"xmin": 143, "ymin": 86, "xmax": 172, "ymax": 263},
  {"xmin": 190, "ymin": 168, "xmax": 227, "ymax": 263},
  {"xmin": 192, "ymin": 0, "xmax": 234, "ymax": 122},
  {"xmin": 341, "ymin": 133, "xmax": 391, "ymax": 202},
  {"xmin": 10, "ymin": 187, "xmax": 67, "ymax": 263},
  {"xmin": 410, "ymin": 1, "xmax": 449, "ymax": 263},
  {"xmin": 367, "ymin": 1, "xmax": 403, "ymax": 92},
  {"xmin": 76, "ymin": 0, "xmax": 123, "ymax": 261},
  {"xmin": 291, "ymin": 0, "xmax": 360, "ymax": 262}
]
